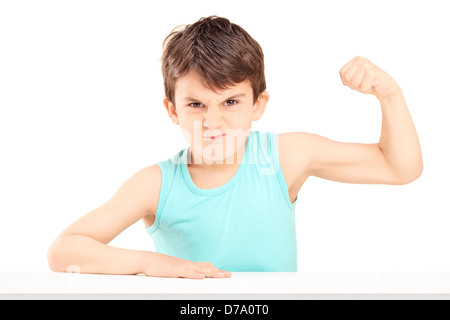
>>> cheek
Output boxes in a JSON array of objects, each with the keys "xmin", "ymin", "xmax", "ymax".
[
  {"xmin": 228, "ymin": 109, "xmax": 253, "ymax": 124},
  {"xmin": 180, "ymin": 126, "xmax": 192, "ymax": 145},
  {"xmin": 178, "ymin": 118, "xmax": 203, "ymax": 145},
  {"xmin": 231, "ymin": 115, "xmax": 253, "ymax": 133}
]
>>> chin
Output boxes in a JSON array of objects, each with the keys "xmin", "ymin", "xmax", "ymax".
[{"xmin": 193, "ymin": 138, "xmax": 246, "ymax": 165}]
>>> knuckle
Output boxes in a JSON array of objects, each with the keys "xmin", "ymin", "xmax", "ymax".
[
  {"xmin": 181, "ymin": 266, "xmax": 192, "ymax": 275},
  {"xmin": 344, "ymin": 73, "xmax": 352, "ymax": 82},
  {"xmin": 201, "ymin": 261, "xmax": 215, "ymax": 268}
]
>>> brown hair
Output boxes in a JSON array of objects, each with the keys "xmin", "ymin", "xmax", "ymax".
[{"xmin": 161, "ymin": 16, "xmax": 266, "ymax": 106}]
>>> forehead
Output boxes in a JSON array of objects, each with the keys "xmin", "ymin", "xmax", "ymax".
[{"xmin": 174, "ymin": 72, "xmax": 252, "ymax": 99}]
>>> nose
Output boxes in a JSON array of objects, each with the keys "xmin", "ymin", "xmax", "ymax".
[{"xmin": 203, "ymin": 107, "xmax": 223, "ymax": 129}]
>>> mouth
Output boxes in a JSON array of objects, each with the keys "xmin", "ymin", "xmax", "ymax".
[{"xmin": 203, "ymin": 133, "xmax": 226, "ymax": 141}]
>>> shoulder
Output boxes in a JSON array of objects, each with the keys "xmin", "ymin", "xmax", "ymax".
[
  {"xmin": 126, "ymin": 164, "xmax": 162, "ymax": 188},
  {"xmin": 111, "ymin": 164, "xmax": 162, "ymax": 218},
  {"xmin": 276, "ymin": 132, "xmax": 314, "ymax": 183}
]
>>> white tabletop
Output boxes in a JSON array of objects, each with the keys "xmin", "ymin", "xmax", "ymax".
[{"xmin": 1, "ymin": 272, "xmax": 450, "ymax": 299}]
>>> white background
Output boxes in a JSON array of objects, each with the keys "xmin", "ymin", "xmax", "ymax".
[{"xmin": 0, "ymin": 0, "xmax": 449, "ymax": 272}]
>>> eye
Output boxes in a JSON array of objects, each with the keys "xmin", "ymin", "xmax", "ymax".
[
  {"xmin": 225, "ymin": 100, "xmax": 238, "ymax": 106},
  {"xmin": 188, "ymin": 102, "xmax": 204, "ymax": 108}
]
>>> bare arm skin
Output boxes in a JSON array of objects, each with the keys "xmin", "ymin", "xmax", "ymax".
[
  {"xmin": 278, "ymin": 57, "xmax": 422, "ymax": 195},
  {"xmin": 47, "ymin": 165, "xmax": 231, "ymax": 279}
]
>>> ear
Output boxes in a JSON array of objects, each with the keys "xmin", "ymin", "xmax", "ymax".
[
  {"xmin": 252, "ymin": 91, "xmax": 270, "ymax": 121},
  {"xmin": 163, "ymin": 97, "xmax": 180, "ymax": 125}
]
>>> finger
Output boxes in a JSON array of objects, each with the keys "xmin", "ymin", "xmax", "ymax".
[
  {"xmin": 350, "ymin": 64, "xmax": 366, "ymax": 89},
  {"xmin": 210, "ymin": 270, "xmax": 232, "ymax": 278},
  {"xmin": 340, "ymin": 59, "xmax": 360, "ymax": 86},
  {"xmin": 179, "ymin": 266, "xmax": 206, "ymax": 279},
  {"xmin": 209, "ymin": 271, "xmax": 226, "ymax": 278},
  {"xmin": 196, "ymin": 262, "xmax": 231, "ymax": 278},
  {"xmin": 203, "ymin": 267, "xmax": 227, "ymax": 278},
  {"xmin": 340, "ymin": 56, "xmax": 359, "ymax": 75},
  {"xmin": 223, "ymin": 271, "xmax": 232, "ymax": 278},
  {"xmin": 215, "ymin": 270, "xmax": 231, "ymax": 278},
  {"xmin": 192, "ymin": 262, "xmax": 217, "ymax": 278},
  {"xmin": 360, "ymin": 71, "xmax": 374, "ymax": 93},
  {"xmin": 184, "ymin": 270, "xmax": 206, "ymax": 279},
  {"xmin": 344, "ymin": 62, "xmax": 362, "ymax": 86}
]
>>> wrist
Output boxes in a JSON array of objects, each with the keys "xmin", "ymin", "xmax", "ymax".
[
  {"xmin": 139, "ymin": 251, "xmax": 178, "ymax": 277},
  {"xmin": 376, "ymin": 84, "xmax": 403, "ymax": 103},
  {"xmin": 138, "ymin": 251, "xmax": 158, "ymax": 274}
]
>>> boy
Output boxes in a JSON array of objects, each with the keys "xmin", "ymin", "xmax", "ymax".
[{"xmin": 48, "ymin": 16, "xmax": 423, "ymax": 279}]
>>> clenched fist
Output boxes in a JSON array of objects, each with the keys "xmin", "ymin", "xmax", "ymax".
[{"xmin": 339, "ymin": 56, "xmax": 400, "ymax": 99}]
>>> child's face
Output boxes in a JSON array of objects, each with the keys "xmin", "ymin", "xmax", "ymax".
[{"xmin": 164, "ymin": 72, "xmax": 269, "ymax": 165}]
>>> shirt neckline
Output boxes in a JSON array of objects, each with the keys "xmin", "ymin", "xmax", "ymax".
[{"xmin": 181, "ymin": 131, "xmax": 253, "ymax": 196}]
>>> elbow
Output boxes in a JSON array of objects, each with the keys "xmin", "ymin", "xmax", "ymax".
[
  {"xmin": 397, "ymin": 165, "xmax": 423, "ymax": 185},
  {"xmin": 47, "ymin": 242, "xmax": 63, "ymax": 273},
  {"xmin": 47, "ymin": 237, "xmax": 70, "ymax": 273}
]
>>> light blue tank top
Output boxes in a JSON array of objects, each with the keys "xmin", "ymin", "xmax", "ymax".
[{"xmin": 146, "ymin": 131, "xmax": 298, "ymax": 272}]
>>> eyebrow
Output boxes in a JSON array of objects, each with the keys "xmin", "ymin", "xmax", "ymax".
[{"xmin": 183, "ymin": 93, "xmax": 247, "ymax": 102}]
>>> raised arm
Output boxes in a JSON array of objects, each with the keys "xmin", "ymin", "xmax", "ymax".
[
  {"xmin": 278, "ymin": 56, "xmax": 422, "ymax": 186},
  {"xmin": 340, "ymin": 56, "xmax": 423, "ymax": 183}
]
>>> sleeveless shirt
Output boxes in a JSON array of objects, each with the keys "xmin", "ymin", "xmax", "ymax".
[{"xmin": 146, "ymin": 131, "xmax": 298, "ymax": 271}]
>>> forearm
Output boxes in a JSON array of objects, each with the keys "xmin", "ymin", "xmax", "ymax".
[
  {"xmin": 47, "ymin": 234, "xmax": 154, "ymax": 275},
  {"xmin": 377, "ymin": 87, "xmax": 423, "ymax": 182},
  {"xmin": 48, "ymin": 234, "xmax": 231, "ymax": 279}
]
